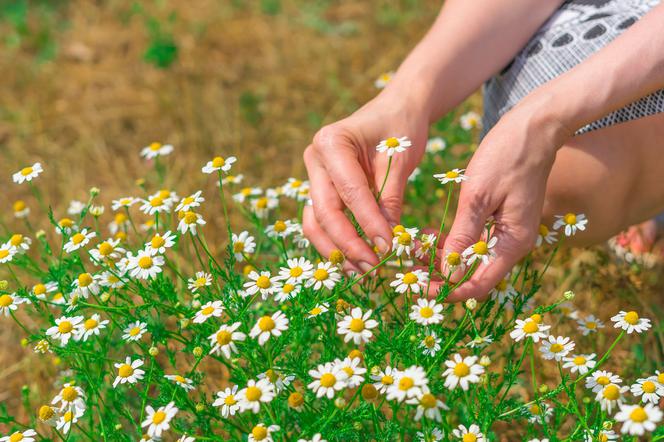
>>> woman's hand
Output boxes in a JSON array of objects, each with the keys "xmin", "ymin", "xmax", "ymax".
[
  {"xmin": 303, "ymin": 92, "xmax": 430, "ymax": 273},
  {"xmin": 429, "ymin": 99, "xmax": 572, "ymax": 301}
]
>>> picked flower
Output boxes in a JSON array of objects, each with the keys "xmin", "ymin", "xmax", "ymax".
[
  {"xmin": 433, "ymin": 168, "xmax": 467, "ymax": 185},
  {"xmin": 553, "ymin": 213, "xmax": 588, "ymax": 236},
  {"xmin": 462, "ymin": 237, "xmax": 498, "ymax": 266}
]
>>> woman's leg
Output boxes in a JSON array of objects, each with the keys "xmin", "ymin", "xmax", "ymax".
[{"xmin": 542, "ymin": 112, "xmax": 664, "ymax": 246}]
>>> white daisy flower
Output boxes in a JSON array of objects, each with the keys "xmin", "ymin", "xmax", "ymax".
[
  {"xmin": 0, "ymin": 293, "xmax": 26, "ymax": 317},
  {"xmin": 408, "ymin": 389, "xmax": 449, "ymax": 422},
  {"xmin": 392, "ymin": 227, "xmax": 418, "ymax": 257},
  {"xmin": 610, "ymin": 310, "xmax": 651, "ymax": 334},
  {"xmin": 425, "ymin": 137, "xmax": 446, "ymax": 154},
  {"xmin": 111, "ymin": 196, "xmax": 138, "ymax": 210},
  {"xmin": 63, "ymin": 228, "xmax": 96, "ymax": 254},
  {"xmin": 577, "ymin": 314, "xmax": 604, "ymax": 335},
  {"xmin": 307, "ymin": 303, "xmax": 329, "ymax": 319},
  {"xmin": 273, "ymin": 282, "xmax": 301, "ymax": 303},
  {"xmin": 337, "ymin": 307, "xmax": 378, "ymax": 345},
  {"xmin": 113, "ymin": 357, "xmax": 145, "ymax": 388},
  {"xmin": 442, "ymin": 354, "xmax": 484, "ymax": 390},
  {"xmin": 553, "ymin": 213, "xmax": 588, "ymax": 237},
  {"xmin": 297, "ymin": 434, "xmax": 327, "ymax": 442},
  {"xmin": 202, "ymin": 155, "xmax": 237, "ymax": 174},
  {"xmin": 386, "ymin": 366, "xmax": 428, "ymax": 402},
  {"xmin": 145, "ymin": 231, "xmax": 177, "ymax": 255},
  {"xmin": 74, "ymin": 314, "xmax": 109, "ymax": 341},
  {"xmin": 416, "ymin": 428, "xmax": 444, "ymax": 442},
  {"xmin": 89, "ymin": 238, "xmax": 125, "ymax": 262},
  {"xmin": 562, "ymin": 353, "xmax": 596, "ymax": 375},
  {"xmin": 539, "ymin": 335, "xmax": 575, "ymax": 361},
  {"xmin": 371, "ymin": 366, "xmax": 397, "ymax": 394},
  {"xmin": 141, "ymin": 142, "xmax": 174, "ymax": 159},
  {"xmin": 282, "ymin": 178, "xmax": 309, "ymax": 199},
  {"xmin": 177, "ymin": 211, "xmax": 206, "ymax": 235},
  {"xmin": 306, "ymin": 261, "xmax": 340, "ymax": 291},
  {"xmin": 257, "ymin": 368, "xmax": 294, "ymax": 393},
  {"xmin": 248, "ymin": 424, "xmax": 280, "ymax": 442},
  {"xmin": 250, "ymin": 190, "xmax": 279, "ymax": 218},
  {"xmin": 126, "ymin": 250, "xmax": 164, "ymax": 280},
  {"xmin": 250, "ymin": 311, "xmax": 289, "ymax": 346},
  {"xmin": 233, "ymin": 187, "xmax": 262, "ymax": 203},
  {"xmin": 46, "ymin": 316, "xmax": 84, "ymax": 346},
  {"xmin": 208, "ymin": 322, "xmax": 246, "ymax": 358},
  {"xmin": 12, "ymin": 200, "xmax": 30, "ymax": 218},
  {"xmin": 630, "ymin": 377, "xmax": 664, "ymax": 404},
  {"xmin": 376, "ymin": 136, "xmax": 411, "ymax": 157},
  {"xmin": 0, "ymin": 429, "xmax": 37, "ymax": 442},
  {"xmin": 56, "ymin": 217, "xmax": 78, "ymax": 235},
  {"xmin": 420, "ymin": 331, "xmax": 442, "ymax": 357},
  {"xmin": 99, "ymin": 270, "xmax": 125, "ymax": 289},
  {"xmin": 337, "ymin": 357, "xmax": 366, "ymax": 388},
  {"xmin": 536, "ymin": 224, "xmax": 558, "ymax": 247},
  {"xmin": 221, "ymin": 174, "xmax": 243, "ymax": 185},
  {"xmin": 56, "ymin": 407, "xmax": 84, "ymax": 434},
  {"xmin": 188, "ymin": 271, "xmax": 212, "ymax": 293},
  {"xmin": 71, "ymin": 272, "xmax": 101, "ymax": 299},
  {"xmin": 489, "ymin": 276, "xmax": 518, "ymax": 304},
  {"xmin": 391, "ymin": 270, "xmax": 429, "ymax": 294},
  {"xmin": 193, "ymin": 300, "xmax": 224, "ymax": 324},
  {"xmin": 460, "ymin": 111, "xmax": 482, "ymax": 130},
  {"xmin": 175, "ymin": 190, "xmax": 205, "ymax": 212},
  {"xmin": 462, "ymin": 237, "xmax": 498, "ymax": 266},
  {"xmin": 308, "ymin": 361, "xmax": 348, "ymax": 399},
  {"xmin": 12, "ymin": 162, "xmax": 43, "ymax": 184},
  {"xmin": 558, "ymin": 301, "xmax": 579, "ymax": 319},
  {"xmin": 265, "ymin": 219, "xmax": 296, "ymax": 239},
  {"xmin": 231, "ymin": 231, "xmax": 256, "ymax": 261},
  {"xmin": 5, "ymin": 234, "xmax": 31, "ymax": 254},
  {"xmin": 122, "ymin": 321, "xmax": 148, "ymax": 342},
  {"xmin": 586, "ymin": 370, "xmax": 622, "ymax": 393},
  {"xmin": 213, "ymin": 385, "xmax": 241, "ymax": 417},
  {"xmin": 141, "ymin": 401, "xmax": 178, "ymax": 438},
  {"xmin": 583, "ymin": 430, "xmax": 617, "ymax": 442},
  {"xmin": 596, "ymin": 383, "xmax": 628, "ymax": 413},
  {"xmin": 466, "ymin": 335, "xmax": 494, "ymax": 349},
  {"xmin": 32, "ymin": 281, "xmax": 58, "ymax": 299},
  {"xmin": 433, "ymin": 168, "xmax": 467, "ymax": 185},
  {"xmin": 140, "ymin": 194, "xmax": 173, "ymax": 216},
  {"xmin": 374, "ymin": 71, "xmax": 394, "ymax": 89},
  {"xmin": 409, "ymin": 298, "xmax": 444, "ymax": 326},
  {"xmin": 415, "ymin": 233, "xmax": 437, "ymax": 260},
  {"xmin": 526, "ymin": 402, "xmax": 553, "ymax": 424},
  {"xmin": 614, "ymin": 403, "xmax": 662, "ymax": 436},
  {"xmin": 164, "ymin": 374, "xmax": 195, "ymax": 391},
  {"xmin": 52, "ymin": 383, "xmax": 86, "ymax": 412},
  {"xmin": 510, "ymin": 316, "xmax": 551, "ymax": 343},
  {"xmin": 0, "ymin": 243, "xmax": 17, "ymax": 264},
  {"xmin": 244, "ymin": 270, "xmax": 277, "ymax": 299},
  {"xmin": 238, "ymin": 378, "xmax": 276, "ymax": 413},
  {"xmin": 278, "ymin": 257, "xmax": 313, "ymax": 285}
]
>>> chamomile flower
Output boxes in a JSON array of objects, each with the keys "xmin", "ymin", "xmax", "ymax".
[
  {"xmin": 306, "ymin": 261, "xmax": 340, "ymax": 291},
  {"xmin": 443, "ymin": 251, "xmax": 465, "ymax": 273},
  {"xmin": 56, "ymin": 408, "xmax": 84, "ymax": 434},
  {"xmin": 392, "ymin": 270, "xmax": 429, "ymax": 294},
  {"xmin": 583, "ymin": 430, "xmax": 617, "ymax": 442},
  {"xmin": 392, "ymin": 226, "xmax": 418, "ymax": 257},
  {"xmin": 113, "ymin": 357, "xmax": 145, "ymax": 388},
  {"xmin": 175, "ymin": 191, "xmax": 204, "ymax": 212},
  {"xmin": 0, "ymin": 243, "xmax": 17, "ymax": 264},
  {"xmin": 140, "ymin": 194, "xmax": 173, "ymax": 216},
  {"xmin": 614, "ymin": 403, "xmax": 662, "ymax": 436},
  {"xmin": 0, "ymin": 293, "xmax": 26, "ymax": 316},
  {"xmin": 258, "ymin": 369, "xmax": 294, "ymax": 393},
  {"xmin": 145, "ymin": 231, "xmax": 176, "ymax": 255},
  {"xmin": 577, "ymin": 314, "xmax": 604, "ymax": 335},
  {"xmin": 188, "ymin": 271, "xmax": 212, "ymax": 293},
  {"xmin": 416, "ymin": 428, "xmax": 444, "ymax": 442},
  {"xmin": 265, "ymin": 219, "xmax": 295, "ymax": 238},
  {"xmin": 596, "ymin": 383, "xmax": 628, "ymax": 413},
  {"xmin": 164, "ymin": 374, "xmax": 195, "ymax": 391},
  {"xmin": 233, "ymin": 187, "xmax": 262, "ymax": 203},
  {"xmin": 273, "ymin": 282, "xmax": 301, "ymax": 302},
  {"xmin": 371, "ymin": 366, "xmax": 397, "ymax": 394},
  {"xmin": 248, "ymin": 423, "xmax": 280, "ymax": 442},
  {"xmin": 46, "ymin": 316, "xmax": 84, "ymax": 346},
  {"xmin": 282, "ymin": 178, "xmax": 309, "ymax": 199},
  {"xmin": 238, "ymin": 379, "xmax": 276, "ymax": 413},
  {"xmin": 52, "ymin": 383, "xmax": 86, "ymax": 412},
  {"xmin": 443, "ymin": 354, "xmax": 484, "ymax": 390},
  {"xmin": 244, "ymin": 271, "xmax": 277, "ymax": 299},
  {"xmin": 408, "ymin": 389, "xmax": 449, "ymax": 422},
  {"xmin": 75, "ymin": 314, "xmax": 109, "ymax": 341},
  {"xmin": 426, "ymin": 137, "xmax": 446, "ymax": 154},
  {"xmin": 250, "ymin": 311, "xmax": 289, "ymax": 346},
  {"xmin": 489, "ymin": 277, "xmax": 518, "ymax": 304},
  {"xmin": 460, "ymin": 111, "xmax": 482, "ymax": 130},
  {"xmin": 434, "ymin": 168, "xmax": 467, "ymax": 185},
  {"xmin": 536, "ymin": 224, "xmax": 558, "ymax": 247},
  {"xmin": 250, "ymin": 190, "xmax": 279, "ymax": 218},
  {"xmin": 278, "ymin": 257, "xmax": 313, "ymax": 285},
  {"xmin": 202, "ymin": 155, "xmax": 237, "ymax": 174},
  {"xmin": 558, "ymin": 301, "xmax": 579, "ymax": 319},
  {"xmin": 307, "ymin": 303, "xmax": 329, "ymax": 319},
  {"xmin": 193, "ymin": 300, "xmax": 224, "ymax": 323},
  {"xmin": 208, "ymin": 322, "xmax": 246, "ymax": 358},
  {"xmin": 177, "ymin": 211, "xmax": 206, "ymax": 235},
  {"xmin": 308, "ymin": 361, "xmax": 348, "ymax": 399},
  {"xmin": 126, "ymin": 250, "xmax": 164, "ymax": 280},
  {"xmin": 12, "ymin": 200, "xmax": 30, "ymax": 218},
  {"xmin": 99, "ymin": 270, "xmax": 125, "ymax": 289},
  {"xmin": 298, "ymin": 434, "xmax": 327, "ymax": 442},
  {"xmin": 374, "ymin": 71, "xmax": 394, "ymax": 89},
  {"xmin": 141, "ymin": 401, "xmax": 178, "ymax": 438},
  {"xmin": 553, "ymin": 213, "xmax": 588, "ymax": 236},
  {"xmin": 108, "ymin": 213, "xmax": 129, "ymax": 235},
  {"xmin": 6, "ymin": 234, "xmax": 31, "ymax": 254},
  {"xmin": 462, "ymin": 237, "xmax": 498, "ymax": 266},
  {"xmin": 141, "ymin": 142, "xmax": 174, "ymax": 159},
  {"xmin": 466, "ymin": 335, "xmax": 494, "ymax": 349},
  {"xmin": 586, "ymin": 370, "xmax": 622, "ymax": 393},
  {"xmin": 562, "ymin": 353, "xmax": 596, "ymax": 375},
  {"xmin": 337, "ymin": 357, "xmax": 367, "ymax": 388},
  {"xmin": 415, "ymin": 233, "xmax": 436, "ymax": 259},
  {"xmin": 111, "ymin": 196, "xmax": 137, "ymax": 210},
  {"xmin": 71, "ymin": 272, "xmax": 101, "ymax": 299},
  {"xmin": 213, "ymin": 385, "xmax": 241, "ymax": 417},
  {"xmin": 376, "ymin": 136, "xmax": 411, "ymax": 157},
  {"xmin": 0, "ymin": 429, "xmax": 37, "ymax": 442},
  {"xmin": 123, "ymin": 321, "xmax": 148, "ymax": 342},
  {"xmin": 89, "ymin": 238, "xmax": 125, "ymax": 262},
  {"xmin": 630, "ymin": 377, "xmax": 664, "ymax": 404},
  {"xmin": 32, "ymin": 281, "xmax": 58, "ymax": 299},
  {"xmin": 610, "ymin": 310, "xmax": 651, "ymax": 334},
  {"xmin": 63, "ymin": 228, "xmax": 96, "ymax": 254},
  {"xmin": 420, "ymin": 331, "xmax": 442, "ymax": 357},
  {"xmin": 12, "ymin": 162, "xmax": 43, "ymax": 184},
  {"xmin": 540, "ymin": 335, "xmax": 575, "ymax": 361},
  {"xmin": 231, "ymin": 231, "xmax": 256, "ymax": 261},
  {"xmin": 409, "ymin": 298, "xmax": 444, "ymax": 325},
  {"xmin": 222, "ymin": 174, "xmax": 243, "ymax": 185},
  {"xmin": 510, "ymin": 316, "xmax": 551, "ymax": 342},
  {"xmin": 337, "ymin": 307, "xmax": 378, "ymax": 344},
  {"xmin": 525, "ymin": 402, "xmax": 553, "ymax": 424},
  {"xmin": 56, "ymin": 217, "xmax": 78, "ymax": 235},
  {"xmin": 386, "ymin": 366, "xmax": 428, "ymax": 402}
]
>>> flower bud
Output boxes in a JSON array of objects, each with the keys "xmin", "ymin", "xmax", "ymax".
[
  {"xmin": 582, "ymin": 396, "xmax": 591, "ymax": 404},
  {"xmin": 288, "ymin": 392, "xmax": 304, "ymax": 409},
  {"xmin": 465, "ymin": 298, "xmax": 477, "ymax": 310},
  {"xmin": 193, "ymin": 347, "xmax": 203, "ymax": 358},
  {"xmin": 89, "ymin": 187, "xmax": 100, "ymax": 197},
  {"xmin": 353, "ymin": 422, "xmax": 362, "ymax": 431},
  {"xmin": 539, "ymin": 384, "xmax": 549, "ymax": 394},
  {"xmin": 0, "ymin": 280, "xmax": 8, "ymax": 290},
  {"xmin": 21, "ymin": 338, "xmax": 28, "ymax": 347},
  {"xmin": 195, "ymin": 403, "xmax": 205, "ymax": 412},
  {"xmin": 192, "ymin": 300, "xmax": 201, "ymax": 309},
  {"xmin": 361, "ymin": 384, "xmax": 378, "ymax": 401},
  {"xmin": 563, "ymin": 290, "xmax": 575, "ymax": 300},
  {"xmin": 329, "ymin": 249, "xmax": 345, "ymax": 266},
  {"xmin": 602, "ymin": 421, "xmax": 613, "ymax": 430},
  {"xmin": 135, "ymin": 178, "xmax": 146, "ymax": 187},
  {"xmin": 100, "ymin": 292, "xmax": 110, "ymax": 303},
  {"xmin": 409, "ymin": 335, "xmax": 417, "ymax": 343},
  {"xmin": 348, "ymin": 349, "xmax": 363, "ymax": 361},
  {"xmin": 479, "ymin": 355, "xmax": 491, "ymax": 367},
  {"xmin": 36, "ymin": 230, "xmax": 46, "ymax": 239},
  {"xmin": 334, "ymin": 397, "xmax": 346, "ymax": 409},
  {"xmin": 149, "ymin": 346, "xmax": 159, "ymax": 357},
  {"xmin": 180, "ymin": 318, "xmax": 191, "ymax": 329},
  {"xmin": 38, "ymin": 405, "xmax": 55, "ymax": 422},
  {"xmin": 114, "ymin": 424, "xmax": 122, "ymax": 430}
]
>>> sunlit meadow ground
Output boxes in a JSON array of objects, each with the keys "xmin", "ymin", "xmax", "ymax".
[{"xmin": 0, "ymin": 1, "xmax": 663, "ymax": 439}]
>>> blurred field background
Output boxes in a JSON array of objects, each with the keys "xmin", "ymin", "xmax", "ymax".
[{"xmin": 0, "ymin": 0, "xmax": 662, "ymax": 434}]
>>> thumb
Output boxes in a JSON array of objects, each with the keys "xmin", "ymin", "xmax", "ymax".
[
  {"xmin": 441, "ymin": 192, "xmax": 490, "ymax": 274},
  {"xmin": 373, "ymin": 158, "xmax": 408, "ymax": 227}
]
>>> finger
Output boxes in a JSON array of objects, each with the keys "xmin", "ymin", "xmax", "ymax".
[
  {"xmin": 302, "ymin": 206, "xmax": 361, "ymax": 275},
  {"xmin": 372, "ymin": 152, "xmax": 408, "ymax": 226},
  {"xmin": 314, "ymin": 128, "xmax": 394, "ymax": 254},
  {"xmin": 304, "ymin": 147, "xmax": 379, "ymax": 272}
]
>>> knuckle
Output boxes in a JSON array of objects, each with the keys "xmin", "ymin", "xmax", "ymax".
[
  {"xmin": 313, "ymin": 125, "xmax": 340, "ymax": 151},
  {"xmin": 338, "ymin": 182, "xmax": 361, "ymax": 206}
]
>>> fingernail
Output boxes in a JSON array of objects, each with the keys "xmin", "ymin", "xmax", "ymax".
[
  {"xmin": 373, "ymin": 236, "xmax": 390, "ymax": 254},
  {"xmin": 358, "ymin": 261, "xmax": 374, "ymax": 274}
]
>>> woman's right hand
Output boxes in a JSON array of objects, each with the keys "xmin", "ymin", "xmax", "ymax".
[{"xmin": 303, "ymin": 91, "xmax": 430, "ymax": 274}]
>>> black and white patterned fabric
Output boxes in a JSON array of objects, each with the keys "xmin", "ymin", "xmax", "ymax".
[{"xmin": 482, "ymin": 0, "xmax": 663, "ymax": 136}]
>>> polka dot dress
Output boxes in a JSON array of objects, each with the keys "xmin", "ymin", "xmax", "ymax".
[{"xmin": 482, "ymin": 0, "xmax": 663, "ymax": 136}]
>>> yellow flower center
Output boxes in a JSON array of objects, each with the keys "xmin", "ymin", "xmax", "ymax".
[
  {"xmin": 309, "ymin": 307, "xmax": 322, "ymax": 316},
  {"xmin": 251, "ymin": 425, "xmax": 268, "ymax": 441},
  {"xmin": 266, "ymin": 369, "xmax": 278, "ymax": 383},
  {"xmin": 385, "ymin": 137, "xmax": 399, "ymax": 148},
  {"xmin": 282, "ymin": 284, "xmax": 295, "ymax": 294},
  {"xmin": 420, "ymin": 393, "xmax": 437, "ymax": 409},
  {"xmin": 58, "ymin": 321, "xmax": 73, "ymax": 334},
  {"xmin": 453, "ymin": 362, "xmax": 470, "ymax": 377},
  {"xmin": 201, "ymin": 306, "xmax": 215, "ymax": 315},
  {"xmin": 118, "ymin": 364, "xmax": 134, "ymax": 378},
  {"xmin": 0, "ymin": 294, "xmax": 13, "ymax": 307},
  {"xmin": 381, "ymin": 375, "xmax": 394, "ymax": 385},
  {"xmin": 78, "ymin": 273, "xmax": 93, "ymax": 287},
  {"xmin": 38, "ymin": 405, "xmax": 54, "ymax": 421},
  {"xmin": 550, "ymin": 343, "xmax": 564, "ymax": 353},
  {"xmin": 342, "ymin": 366, "xmax": 354, "ymax": 377},
  {"xmin": 290, "ymin": 180, "xmax": 302, "ymax": 188},
  {"xmin": 224, "ymin": 395, "xmax": 237, "ymax": 406},
  {"xmin": 538, "ymin": 224, "xmax": 549, "ymax": 236},
  {"xmin": 98, "ymin": 242, "xmax": 114, "ymax": 256},
  {"xmin": 445, "ymin": 170, "xmax": 459, "ymax": 179},
  {"xmin": 629, "ymin": 406, "xmax": 648, "ymax": 423},
  {"xmin": 71, "ymin": 233, "xmax": 86, "ymax": 244},
  {"xmin": 398, "ymin": 376, "xmax": 414, "ymax": 391},
  {"xmin": 194, "ymin": 277, "xmax": 208, "ymax": 288},
  {"xmin": 13, "ymin": 200, "xmax": 26, "ymax": 212},
  {"xmin": 402, "ymin": 272, "xmax": 418, "ymax": 285},
  {"xmin": 320, "ymin": 373, "xmax": 337, "ymax": 388},
  {"xmin": 63, "ymin": 411, "xmax": 74, "ymax": 423},
  {"xmin": 0, "ymin": 250, "xmax": 10, "ymax": 259},
  {"xmin": 603, "ymin": 384, "xmax": 620, "ymax": 400},
  {"xmin": 149, "ymin": 142, "xmax": 162, "ymax": 151},
  {"xmin": 59, "ymin": 218, "xmax": 74, "ymax": 228},
  {"xmin": 349, "ymin": 318, "xmax": 365, "ymax": 332},
  {"xmin": 392, "ymin": 225, "xmax": 405, "ymax": 235},
  {"xmin": 290, "ymin": 266, "xmax": 303, "ymax": 277},
  {"xmin": 245, "ymin": 386, "xmax": 262, "ymax": 401},
  {"xmin": 9, "ymin": 234, "xmax": 23, "ymax": 246},
  {"xmin": 20, "ymin": 167, "xmax": 33, "ymax": 176},
  {"xmin": 182, "ymin": 196, "xmax": 194, "ymax": 206},
  {"xmin": 597, "ymin": 376, "xmax": 610, "ymax": 386},
  {"xmin": 658, "ymin": 373, "xmax": 664, "ymax": 384},
  {"xmin": 33, "ymin": 284, "xmax": 47, "ymax": 295},
  {"xmin": 129, "ymin": 327, "xmax": 141, "ymax": 336},
  {"xmin": 462, "ymin": 434, "xmax": 477, "ymax": 442},
  {"xmin": 530, "ymin": 314, "xmax": 542, "ymax": 324},
  {"xmin": 174, "ymin": 375, "xmax": 186, "ymax": 383},
  {"xmin": 138, "ymin": 256, "xmax": 153, "ymax": 269},
  {"xmin": 255, "ymin": 197, "xmax": 268, "ymax": 209},
  {"xmin": 573, "ymin": 356, "xmax": 586, "ymax": 366},
  {"xmin": 184, "ymin": 211, "xmax": 198, "ymax": 224},
  {"xmin": 273, "ymin": 220, "xmax": 287, "ymax": 232},
  {"xmin": 523, "ymin": 321, "xmax": 539, "ymax": 334},
  {"xmin": 599, "ymin": 434, "xmax": 609, "ymax": 442},
  {"xmin": 212, "ymin": 156, "xmax": 226, "ymax": 168},
  {"xmin": 258, "ymin": 316, "xmax": 275, "ymax": 331},
  {"xmin": 313, "ymin": 268, "xmax": 329, "ymax": 281},
  {"xmin": 624, "ymin": 311, "xmax": 639, "ymax": 325},
  {"xmin": 472, "ymin": 241, "xmax": 488, "ymax": 255},
  {"xmin": 642, "ymin": 381, "xmax": 656, "ymax": 394},
  {"xmin": 233, "ymin": 241, "xmax": 245, "ymax": 252},
  {"xmin": 149, "ymin": 197, "xmax": 164, "ymax": 208},
  {"xmin": 84, "ymin": 318, "xmax": 98, "ymax": 330},
  {"xmin": 256, "ymin": 275, "xmax": 271, "ymax": 289},
  {"xmin": 419, "ymin": 306, "xmax": 434, "ymax": 318},
  {"xmin": 397, "ymin": 232, "xmax": 412, "ymax": 246},
  {"xmin": 151, "ymin": 410, "xmax": 166, "ymax": 424},
  {"xmin": 586, "ymin": 321, "xmax": 597, "ymax": 329},
  {"xmin": 495, "ymin": 279, "xmax": 508, "ymax": 291},
  {"xmin": 424, "ymin": 336, "xmax": 436, "ymax": 348},
  {"xmin": 115, "ymin": 213, "xmax": 128, "ymax": 224},
  {"xmin": 216, "ymin": 330, "xmax": 232, "ymax": 345},
  {"xmin": 151, "ymin": 236, "xmax": 165, "ymax": 249},
  {"xmin": 530, "ymin": 404, "xmax": 541, "ymax": 414},
  {"xmin": 563, "ymin": 213, "xmax": 577, "ymax": 225},
  {"xmin": 61, "ymin": 386, "xmax": 78, "ymax": 402}
]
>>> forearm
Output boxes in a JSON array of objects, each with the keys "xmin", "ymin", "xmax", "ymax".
[
  {"xmin": 521, "ymin": 3, "xmax": 664, "ymax": 138},
  {"xmin": 381, "ymin": 0, "xmax": 564, "ymax": 123}
]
